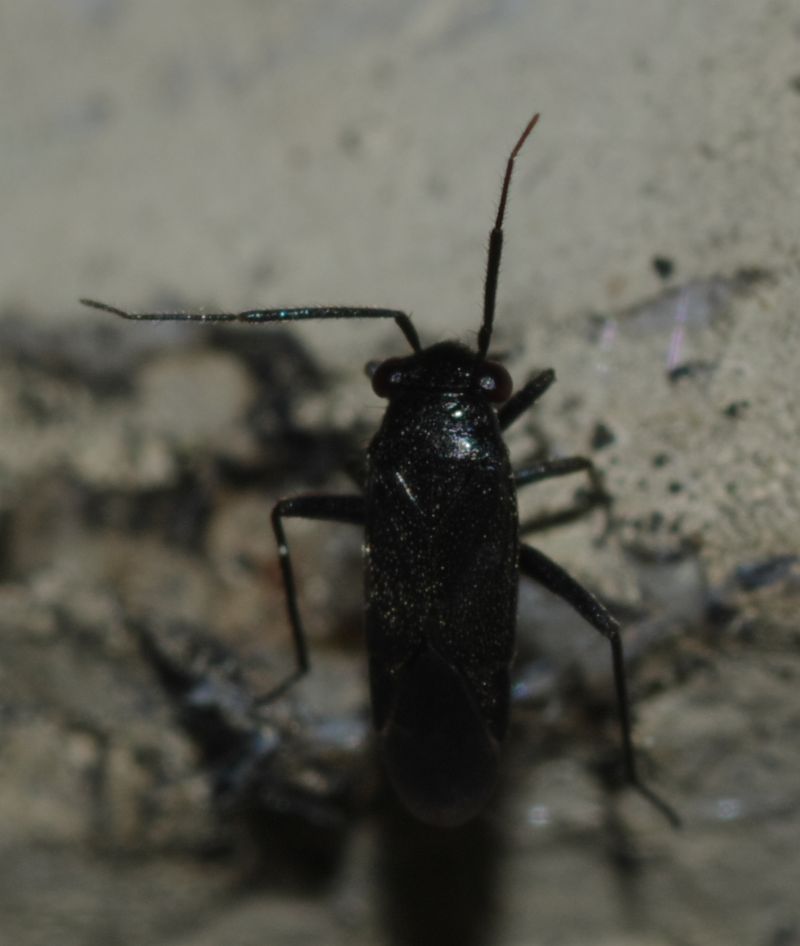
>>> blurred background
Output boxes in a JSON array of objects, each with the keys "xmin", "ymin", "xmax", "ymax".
[{"xmin": 1, "ymin": 2, "xmax": 798, "ymax": 944}]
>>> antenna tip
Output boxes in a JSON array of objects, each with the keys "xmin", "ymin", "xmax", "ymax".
[
  {"xmin": 80, "ymin": 298, "xmax": 130, "ymax": 318},
  {"xmin": 513, "ymin": 112, "xmax": 541, "ymax": 158}
]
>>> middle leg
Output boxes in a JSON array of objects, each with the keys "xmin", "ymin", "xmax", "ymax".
[
  {"xmin": 516, "ymin": 456, "xmax": 611, "ymax": 537},
  {"xmin": 264, "ymin": 494, "xmax": 364, "ymax": 703}
]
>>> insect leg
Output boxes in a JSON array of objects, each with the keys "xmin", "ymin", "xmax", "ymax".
[
  {"xmin": 502, "ymin": 370, "xmax": 610, "ymax": 529},
  {"xmin": 518, "ymin": 543, "xmax": 681, "ymax": 827},
  {"xmin": 262, "ymin": 494, "xmax": 365, "ymax": 704},
  {"xmin": 498, "ymin": 369, "xmax": 555, "ymax": 431},
  {"xmin": 515, "ymin": 455, "xmax": 592, "ymax": 489},
  {"xmin": 81, "ymin": 298, "xmax": 422, "ymax": 353},
  {"xmin": 516, "ymin": 456, "xmax": 611, "ymax": 537}
]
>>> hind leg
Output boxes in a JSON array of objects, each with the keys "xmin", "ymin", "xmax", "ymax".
[{"xmin": 519, "ymin": 542, "xmax": 680, "ymax": 827}]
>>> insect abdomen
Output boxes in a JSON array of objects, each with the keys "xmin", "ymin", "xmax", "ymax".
[{"xmin": 376, "ymin": 642, "xmax": 501, "ymax": 826}]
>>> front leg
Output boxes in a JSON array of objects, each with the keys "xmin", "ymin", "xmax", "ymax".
[{"xmin": 498, "ymin": 369, "xmax": 555, "ymax": 431}]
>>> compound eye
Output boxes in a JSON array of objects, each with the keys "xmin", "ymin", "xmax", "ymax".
[
  {"xmin": 479, "ymin": 362, "xmax": 513, "ymax": 403},
  {"xmin": 371, "ymin": 358, "xmax": 404, "ymax": 398}
]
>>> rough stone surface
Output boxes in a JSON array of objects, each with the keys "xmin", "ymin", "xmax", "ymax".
[{"xmin": 1, "ymin": 3, "xmax": 799, "ymax": 945}]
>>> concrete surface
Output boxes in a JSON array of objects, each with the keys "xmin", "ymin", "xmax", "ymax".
[{"xmin": 1, "ymin": 2, "xmax": 799, "ymax": 945}]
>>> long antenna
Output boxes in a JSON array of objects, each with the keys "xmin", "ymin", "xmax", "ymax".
[
  {"xmin": 476, "ymin": 112, "xmax": 540, "ymax": 360},
  {"xmin": 81, "ymin": 299, "xmax": 422, "ymax": 352}
]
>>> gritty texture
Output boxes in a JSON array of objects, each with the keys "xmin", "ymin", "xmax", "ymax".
[{"xmin": 1, "ymin": 2, "xmax": 799, "ymax": 945}]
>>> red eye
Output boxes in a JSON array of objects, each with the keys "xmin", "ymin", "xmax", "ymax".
[
  {"xmin": 479, "ymin": 362, "xmax": 513, "ymax": 403},
  {"xmin": 371, "ymin": 358, "xmax": 404, "ymax": 398}
]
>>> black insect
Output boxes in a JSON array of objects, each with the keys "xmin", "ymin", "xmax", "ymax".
[{"xmin": 83, "ymin": 114, "xmax": 678, "ymax": 828}]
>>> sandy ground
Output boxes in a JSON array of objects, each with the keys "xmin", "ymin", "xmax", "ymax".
[{"xmin": 1, "ymin": 2, "xmax": 799, "ymax": 945}]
